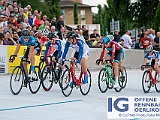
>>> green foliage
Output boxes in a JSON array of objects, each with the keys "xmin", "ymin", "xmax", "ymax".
[
  {"xmin": 154, "ymin": 2, "xmax": 160, "ymax": 32},
  {"xmin": 73, "ymin": 2, "xmax": 78, "ymax": 24}
]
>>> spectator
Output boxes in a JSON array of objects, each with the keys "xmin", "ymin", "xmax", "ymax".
[
  {"xmin": 2, "ymin": 31, "xmax": 16, "ymax": 45},
  {"xmin": 122, "ymin": 30, "xmax": 133, "ymax": 49},
  {"xmin": 12, "ymin": 31, "xmax": 19, "ymax": 43},
  {"xmin": 90, "ymin": 29, "xmax": 100, "ymax": 45},
  {"xmin": 148, "ymin": 29, "xmax": 156, "ymax": 46},
  {"xmin": 5, "ymin": 5, "xmax": 13, "ymax": 17},
  {"xmin": 83, "ymin": 30, "xmax": 91, "ymax": 46},
  {"xmin": 0, "ymin": 0, "xmax": 4, "ymax": 10},
  {"xmin": 17, "ymin": 4, "xmax": 22, "ymax": 10},
  {"xmin": 76, "ymin": 25, "xmax": 81, "ymax": 31},
  {"xmin": 51, "ymin": 26, "xmax": 56, "ymax": 33},
  {"xmin": 28, "ymin": 13, "xmax": 33, "ymax": 26},
  {"xmin": 113, "ymin": 30, "xmax": 121, "ymax": 42},
  {"xmin": 51, "ymin": 17, "xmax": 57, "ymax": 29},
  {"xmin": 154, "ymin": 32, "xmax": 160, "ymax": 48},
  {"xmin": 139, "ymin": 32, "xmax": 152, "ymax": 49},
  {"xmin": 57, "ymin": 27, "xmax": 65, "ymax": 40},
  {"xmin": 38, "ymin": 21, "xmax": 50, "ymax": 30},
  {"xmin": 56, "ymin": 15, "xmax": 64, "ymax": 31},
  {"xmin": 17, "ymin": 22, "xmax": 23, "ymax": 37},
  {"xmin": 41, "ymin": 15, "xmax": 48, "ymax": 23},
  {"xmin": 78, "ymin": 29, "xmax": 84, "ymax": 40},
  {"xmin": 9, "ymin": 13, "xmax": 18, "ymax": 27},
  {"xmin": 3, "ymin": 20, "xmax": 13, "ymax": 34},
  {"xmin": 0, "ymin": 14, "xmax": 5, "ymax": 32},
  {"xmin": 30, "ymin": 30, "xmax": 35, "ymax": 36},
  {"xmin": 32, "ymin": 25, "xmax": 37, "ymax": 33},
  {"xmin": 0, "ymin": 32, "xmax": 4, "ymax": 44},
  {"xmin": 23, "ymin": 17, "xmax": 30, "ymax": 29},
  {"xmin": 27, "ymin": 5, "xmax": 32, "ymax": 14},
  {"xmin": 35, "ymin": 30, "xmax": 42, "ymax": 42},
  {"xmin": 13, "ymin": 1, "xmax": 17, "ymax": 9},
  {"xmin": 17, "ymin": 12, "xmax": 24, "ymax": 24},
  {"xmin": 13, "ymin": 7, "xmax": 20, "ymax": 17},
  {"xmin": 23, "ymin": 7, "xmax": 28, "ymax": 18},
  {"xmin": 34, "ymin": 14, "xmax": 42, "ymax": 29},
  {"xmin": 82, "ymin": 25, "xmax": 86, "ymax": 31},
  {"xmin": 3, "ymin": 1, "xmax": 9, "ymax": 11}
]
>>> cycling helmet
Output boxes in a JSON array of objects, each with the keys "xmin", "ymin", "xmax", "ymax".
[
  {"xmin": 47, "ymin": 32, "xmax": 56, "ymax": 39},
  {"xmin": 103, "ymin": 36, "xmax": 111, "ymax": 44},
  {"xmin": 42, "ymin": 29, "xmax": 49, "ymax": 36},
  {"xmin": 66, "ymin": 31, "xmax": 77, "ymax": 39},
  {"xmin": 146, "ymin": 45, "xmax": 153, "ymax": 52},
  {"xmin": 107, "ymin": 35, "xmax": 114, "ymax": 41},
  {"xmin": 21, "ymin": 29, "xmax": 30, "ymax": 38}
]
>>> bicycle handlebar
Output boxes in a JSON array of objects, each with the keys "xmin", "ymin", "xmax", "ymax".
[{"xmin": 141, "ymin": 65, "xmax": 154, "ymax": 69}]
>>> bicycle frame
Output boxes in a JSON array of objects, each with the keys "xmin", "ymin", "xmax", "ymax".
[
  {"xmin": 147, "ymin": 67, "xmax": 157, "ymax": 84},
  {"xmin": 105, "ymin": 63, "xmax": 114, "ymax": 84}
]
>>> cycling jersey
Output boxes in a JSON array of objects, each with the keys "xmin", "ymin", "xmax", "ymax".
[
  {"xmin": 144, "ymin": 50, "xmax": 159, "ymax": 59},
  {"xmin": 62, "ymin": 38, "xmax": 89, "ymax": 62},
  {"xmin": 44, "ymin": 39, "xmax": 62, "ymax": 59},
  {"xmin": 18, "ymin": 36, "xmax": 40, "ymax": 48},
  {"xmin": 99, "ymin": 41, "xmax": 122, "ymax": 62}
]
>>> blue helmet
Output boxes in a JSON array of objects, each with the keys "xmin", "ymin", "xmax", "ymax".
[{"xmin": 103, "ymin": 36, "xmax": 111, "ymax": 44}]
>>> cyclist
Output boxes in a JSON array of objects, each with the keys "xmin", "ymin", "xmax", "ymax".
[
  {"xmin": 43, "ymin": 32, "xmax": 62, "ymax": 65},
  {"xmin": 10, "ymin": 29, "xmax": 41, "ymax": 82},
  {"xmin": 141, "ymin": 45, "xmax": 160, "ymax": 83},
  {"xmin": 60, "ymin": 31, "xmax": 89, "ymax": 85},
  {"xmin": 96, "ymin": 35, "xmax": 123, "ymax": 88}
]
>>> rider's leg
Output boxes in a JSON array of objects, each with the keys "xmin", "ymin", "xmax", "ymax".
[
  {"xmin": 113, "ymin": 61, "xmax": 119, "ymax": 88},
  {"xmin": 80, "ymin": 57, "xmax": 88, "ymax": 84}
]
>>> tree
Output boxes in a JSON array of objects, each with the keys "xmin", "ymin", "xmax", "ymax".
[
  {"xmin": 154, "ymin": 2, "xmax": 160, "ymax": 32},
  {"xmin": 97, "ymin": 4, "xmax": 104, "ymax": 36},
  {"xmin": 73, "ymin": 2, "xmax": 78, "ymax": 24},
  {"xmin": 43, "ymin": 0, "xmax": 61, "ymax": 19}
]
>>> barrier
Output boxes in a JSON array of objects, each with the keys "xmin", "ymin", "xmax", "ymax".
[{"xmin": 0, "ymin": 45, "xmax": 145, "ymax": 74}]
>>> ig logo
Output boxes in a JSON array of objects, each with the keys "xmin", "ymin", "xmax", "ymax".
[{"xmin": 108, "ymin": 97, "xmax": 129, "ymax": 112}]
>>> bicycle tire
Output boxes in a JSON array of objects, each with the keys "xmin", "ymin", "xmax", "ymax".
[
  {"xmin": 10, "ymin": 66, "xmax": 24, "ymax": 95},
  {"xmin": 142, "ymin": 70, "xmax": 151, "ymax": 93},
  {"xmin": 61, "ymin": 68, "xmax": 73, "ymax": 97},
  {"xmin": 155, "ymin": 73, "xmax": 160, "ymax": 93},
  {"xmin": 119, "ymin": 66, "xmax": 127, "ymax": 89},
  {"xmin": 29, "ymin": 66, "xmax": 41, "ymax": 94},
  {"xmin": 41, "ymin": 65, "xmax": 54, "ymax": 91},
  {"xmin": 80, "ymin": 69, "xmax": 92, "ymax": 95},
  {"xmin": 114, "ymin": 69, "xmax": 123, "ymax": 92},
  {"xmin": 98, "ymin": 68, "xmax": 108, "ymax": 93}
]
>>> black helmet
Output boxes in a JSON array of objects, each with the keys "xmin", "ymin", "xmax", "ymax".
[
  {"xmin": 66, "ymin": 32, "xmax": 77, "ymax": 39},
  {"xmin": 21, "ymin": 29, "xmax": 30, "ymax": 38},
  {"xmin": 47, "ymin": 32, "xmax": 56, "ymax": 39}
]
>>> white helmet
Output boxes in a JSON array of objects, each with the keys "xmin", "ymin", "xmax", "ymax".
[
  {"xmin": 107, "ymin": 35, "xmax": 114, "ymax": 41},
  {"xmin": 146, "ymin": 45, "xmax": 153, "ymax": 52}
]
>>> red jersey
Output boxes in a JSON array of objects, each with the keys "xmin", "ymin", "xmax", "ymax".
[
  {"xmin": 99, "ymin": 41, "xmax": 121, "ymax": 62},
  {"xmin": 140, "ymin": 38, "xmax": 152, "ymax": 49}
]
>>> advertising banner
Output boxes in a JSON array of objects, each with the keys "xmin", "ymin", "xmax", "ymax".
[{"xmin": 0, "ymin": 46, "xmax": 8, "ymax": 74}]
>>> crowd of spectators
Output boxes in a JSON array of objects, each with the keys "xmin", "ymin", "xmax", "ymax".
[{"xmin": 0, "ymin": 0, "xmax": 103, "ymax": 47}]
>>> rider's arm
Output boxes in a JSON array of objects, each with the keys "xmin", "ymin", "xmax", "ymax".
[
  {"xmin": 77, "ymin": 40, "xmax": 84, "ymax": 62},
  {"xmin": 111, "ymin": 44, "xmax": 115, "ymax": 63},
  {"xmin": 99, "ymin": 44, "xmax": 105, "ymax": 60},
  {"xmin": 44, "ymin": 41, "xmax": 51, "ymax": 57},
  {"xmin": 61, "ymin": 41, "xmax": 70, "ymax": 60},
  {"xmin": 14, "ymin": 43, "xmax": 21, "ymax": 55},
  {"xmin": 144, "ymin": 53, "xmax": 149, "ymax": 65},
  {"xmin": 28, "ymin": 45, "xmax": 34, "ymax": 61},
  {"xmin": 57, "ymin": 40, "xmax": 62, "ymax": 59}
]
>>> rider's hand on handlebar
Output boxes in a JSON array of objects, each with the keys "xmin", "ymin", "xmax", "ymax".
[
  {"xmin": 96, "ymin": 59, "xmax": 100, "ymax": 65},
  {"xmin": 141, "ymin": 66, "xmax": 145, "ymax": 71}
]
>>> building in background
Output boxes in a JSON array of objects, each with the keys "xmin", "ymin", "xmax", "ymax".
[{"xmin": 60, "ymin": 0, "xmax": 95, "ymax": 24}]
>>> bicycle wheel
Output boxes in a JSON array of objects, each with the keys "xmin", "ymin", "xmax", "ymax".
[
  {"xmin": 41, "ymin": 65, "xmax": 53, "ymax": 91},
  {"xmin": 142, "ymin": 70, "xmax": 151, "ymax": 93},
  {"xmin": 28, "ymin": 66, "xmax": 41, "ymax": 94},
  {"xmin": 155, "ymin": 73, "xmax": 160, "ymax": 93},
  {"xmin": 80, "ymin": 69, "xmax": 92, "ymax": 95},
  {"xmin": 98, "ymin": 68, "xmax": 108, "ymax": 93},
  {"xmin": 114, "ymin": 69, "xmax": 123, "ymax": 92},
  {"xmin": 10, "ymin": 66, "xmax": 24, "ymax": 95},
  {"xmin": 107, "ymin": 65, "xmax": 114, "ymax": 89},
  {"xmin": 61, "ymin": 68, "xmax": 73, "ymax": 97},
  {"xmin": 119, "ymin": 66, "xmax": 127, "ymax": 89}
]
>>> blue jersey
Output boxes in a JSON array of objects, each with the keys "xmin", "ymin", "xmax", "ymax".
[
  {"xmin": 144, "ymin": 50, "xmax": 159, "ymax": 59},
  {"xmin": 62, "ymin": 38, "xmax": 84, "ymax": 62},
  {"xmin": 44, "ymin": 40, "xmax": 62, "ymax": 59},
  {"xmin": 18, "ymin": 36, "xmax": 39, "ymax": 48}
]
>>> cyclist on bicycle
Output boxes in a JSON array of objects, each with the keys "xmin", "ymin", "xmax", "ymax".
[
  {"xmin": 43, "ymin": 32, "xmax": 62, "ymax": 65},
  {"xmin": 10, "ymin": 29, "xmax": 41, "ymax": 81},
  {"xmin": 96, "ymin": 35, "xmax": 123, "ymax": 88},
  {"xmin": 141, "ymin": 45, "xmax": 160, "ymax": 82},
  {"xmin": 60, "ymin": 31, "xmax": 89, "ymax": 84}
]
